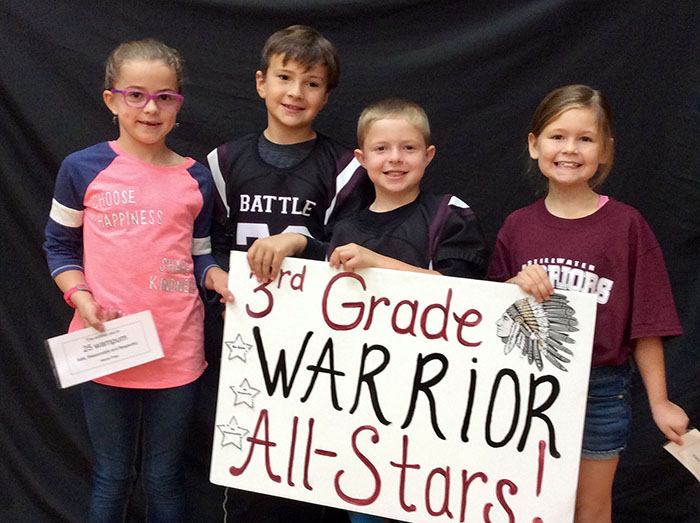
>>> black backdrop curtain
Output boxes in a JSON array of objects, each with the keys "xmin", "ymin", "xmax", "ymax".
[{"xmin": 1, "ymin": 1, "xmax": 699, "ymax": 521}]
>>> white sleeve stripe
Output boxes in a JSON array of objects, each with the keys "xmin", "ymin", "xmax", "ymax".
[
  {"xmin": 50, "ymin": 264, "xmax": 84, "ymax": 278},
  {"xmin": 448, "ymin": 195, "xmax": 470, "ymax": 209},
  {"xmin": 207, "ymin": 149, "xmax": 230, "ymax": 218},
  {"xmin": 49, "ymin": 198, "xmax": 83, "ymax": 227},
  {"xmin": 324, "ymin": 156, "xmax": 361, "ymax": 225},
  {"xmin": 193, "ymin": 236, "xmax": 212, "ymax": 255}
]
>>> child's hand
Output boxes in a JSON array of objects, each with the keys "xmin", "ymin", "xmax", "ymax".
[
  {"xmin": 73, "ymin": 292, "xmax": 119, "ymax": 333},
  {"xmin": 329, "ymin": 243, "xmax": 382, "ymax": 271},
  {"xmin": 206, "ymin": 267, "xmax": 235, "ymax": 304},
  {"xmin": 508, "ymin": 264, "xmax": 553, "ymax": 302},
  {"xmin": 650, "ymin": 400, "xmax": 689, "ymax": 445},
  {"xmin": 247, "ymin": 233, "xmax": 307, "ymax": 283}
]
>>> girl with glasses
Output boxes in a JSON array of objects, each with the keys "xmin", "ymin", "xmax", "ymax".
[{"xmin": 44, "ymin": 38, "xmax": 234, "ymax": 522}]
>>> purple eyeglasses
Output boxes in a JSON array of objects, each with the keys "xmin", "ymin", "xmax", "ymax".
[{"xmin": 110, "ymin": 89, "xmax": 183, "ymax": 109}]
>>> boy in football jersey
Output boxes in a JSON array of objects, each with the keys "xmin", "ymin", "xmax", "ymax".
[
  {"xmin": 206, "ymin": 24, "xmax": 371, "ymax": 267},
  {"xmin": 248, "ymin": 97, "xmax": 488, "ymax": 284},
  {"xmin": 203, "ymin": 25, "xmax": 371, "ymax": 523}
]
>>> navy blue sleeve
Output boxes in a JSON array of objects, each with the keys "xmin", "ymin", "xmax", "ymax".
[
  {"xmin": 43, "ymin": 146, "xmax": 111, "ymax": 278},
  {"xmin": 189, "ymin": 161, "xmax": 220, "ymax": 287}
]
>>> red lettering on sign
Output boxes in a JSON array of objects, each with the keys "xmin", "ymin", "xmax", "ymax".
[
  {"xmin": 229, "ymin": 409, "xmax": 281, "ymax": 483},
  {"xmin": 334, "ymin": 426, "xmax": 381, "ymax": 506}
]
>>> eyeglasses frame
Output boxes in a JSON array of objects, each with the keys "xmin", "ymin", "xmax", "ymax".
[{"xmin": 110, "ymin": 88, "xmax": 183, "ymax": 110}]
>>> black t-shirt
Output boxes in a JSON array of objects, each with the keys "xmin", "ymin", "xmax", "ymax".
[{"xmin": 329, "ymin": 192, "xmax": 488, "ymax": 279}]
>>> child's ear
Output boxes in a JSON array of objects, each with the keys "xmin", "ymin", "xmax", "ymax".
[
  {"xmin": 353, "ymin": 148, "xmax": 365, "ymax": 166},
  {"xmin": 255, "ymin": 70, "xmax": 267, "ymax": 99},
  {"xmin": 601, "ymin": 137, "xmax": 614, "ymax": 164},
  {"xmin": 103, "ymin": 90, "xmax": 118, "ymax": 115},
  {"xmin": 425, "ymin": 144, "xmax": 436, "ymax": 165},
  {"xmin": 527, "ymin": 133, "xmax": 540, "ymax": 159},
  {"xmin": 320, "ymin": 90, "xmax": 330, "ymax": 109}
]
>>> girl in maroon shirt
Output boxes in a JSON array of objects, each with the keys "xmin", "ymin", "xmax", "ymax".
[{"xmin": 488, "ymin": 85, "xmax": 688, "ymax": 523}]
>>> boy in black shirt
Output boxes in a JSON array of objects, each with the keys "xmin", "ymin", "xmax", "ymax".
[
  {"xmin": 206, "ymin": 25, "xmax": 371, "ymax": 265},
  {"xmin": 247, "ymin": 97, "xmax": 487, "ymax": 523},
  {"xmin": 248, "ymin": 98, "xmax": 487, "ymax": 283},
  {"xmin": 204, "ymin": 25, "xmax": 372, "ymax": 523}
]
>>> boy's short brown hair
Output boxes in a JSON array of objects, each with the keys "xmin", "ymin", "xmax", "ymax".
[
  {"xmin": 357, "ymin": 98, "xmax": 431, "ymax": 148},
  {"xmin": 260, "ymin": 25, "xmax": 340, "ymax": 91}
]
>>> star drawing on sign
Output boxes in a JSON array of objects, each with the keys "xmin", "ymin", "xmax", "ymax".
[
  {"xmin": 216, "ymin": 416, "xmax": 249, "ymax": 449},
  {"xmin": 226, "ymin": 333, "xmax": 252, "ymax": 362},
  {"xmin": 231, "ymin": 378, "xmax": 261, "ymax": 408}
]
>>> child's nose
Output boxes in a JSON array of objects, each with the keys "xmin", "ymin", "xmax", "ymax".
[
  {"xmin": 563, "ymin": 138, "xmax": 577, "ymax": 152},
  {"xmin": 388, "ymin": 148, "xmax": 402, "ymax": 161},
  {"xmin": 143, "ymin": 97, "xmax": 159, "ymax": 111},
  {"xmin": 287, "ymin": 81, "xmax": 302, "ymax": 98}
]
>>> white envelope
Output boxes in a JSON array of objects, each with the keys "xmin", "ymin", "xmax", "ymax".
[{"xmin": 45, "ymin": 310, "xmax": 164, "ymax": 388}]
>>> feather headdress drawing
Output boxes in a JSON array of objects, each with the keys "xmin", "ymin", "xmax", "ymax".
[{"xmin": 496, "ymin": 293, "xmax": 579, "ymax": 372}]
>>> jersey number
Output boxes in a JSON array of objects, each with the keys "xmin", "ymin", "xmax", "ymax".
[{"xmin": 236, "ymin": 223, "xmax": 312, "ymax": 247}]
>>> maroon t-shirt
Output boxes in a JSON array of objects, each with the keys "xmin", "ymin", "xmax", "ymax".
[{"xmin": 488, "ymin": 198, "xmax": 682, "ymax": 367}]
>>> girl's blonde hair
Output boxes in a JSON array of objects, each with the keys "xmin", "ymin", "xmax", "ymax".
[
  {"xmin": 529, "ymin": 84, "xmax": 614, "ymax": 190},
  {"xmin": 357, "ymin": 98, "xmax": 431, "ymax": 148},
  {"xmin": 104, "ymin": 38, "xmax": 185, "ymax": 92}
]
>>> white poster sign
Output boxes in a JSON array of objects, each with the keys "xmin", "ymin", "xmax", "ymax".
[{"xmin": 211, "ymin": 251, "xmax": 596, "ymax": 522}]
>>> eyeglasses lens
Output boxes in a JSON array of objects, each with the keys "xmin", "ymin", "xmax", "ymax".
[{"xmin": 120, "ymin": 89, "xmax": 181, "ymax": 109}]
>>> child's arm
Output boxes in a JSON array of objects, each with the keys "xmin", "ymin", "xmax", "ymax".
[
  {"xmin": 508, "ymin": 264, "xmax": 554, "ymax": 302},
  {"xmin": 210, "ymin": 219, "xmax": 232, "ymax": 270},
  {"xmin": 247, "ymin": 233, "xmax": 309, "ymax": 283},
  {"xmin": 329, "ymin": 243, "xmax": 440, "ymax": 275},
  {"xmin": 430, "ymin": 199, "xmax": 489, "ymax": 279},
  {"xmin": 635, "ymin": 336, "xmax": 689, "ymax": 445},
  {"xmin": 54, "ymin": 270, "xmax": 119, "ymax": 332}
]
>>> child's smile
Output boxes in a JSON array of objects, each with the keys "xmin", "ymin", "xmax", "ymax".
[
  {"xmin": 281, "ymin": 101, "xmax": 305, "ymax": 113},
  {"xmin": 105, "ymin": 59, "xmax": 181, "ymax": 154},
  {"xmin": 355, "ymin": 116, "xmax": 435, "ymax": 210},
  {"xmin": 256, "ymin": 54, "xmax": 329, "ymax": 142},
  {"xmin": 528, "ymin": 107, "xmax": 607, "ymax": 191}
]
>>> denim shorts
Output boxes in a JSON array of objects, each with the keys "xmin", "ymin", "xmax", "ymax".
[{"xmin": 581, "ymin": 363, "xmax": 632, "ymax": 460}]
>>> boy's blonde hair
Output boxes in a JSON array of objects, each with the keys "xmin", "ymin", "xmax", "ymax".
[
  {"xmin": 260, "ymin": 25, "xmax": 340, "ymax": 91},
  {"xmin": 529, "ymin": 84, "xmax": 614, "ymax": 190},
  {"xmin": 104, "ymin": 38, "xmax": 185, "ymax": 92},
  {"xmin": 357, "ymin": 98, "xmax": 431, "ymax": 148}
]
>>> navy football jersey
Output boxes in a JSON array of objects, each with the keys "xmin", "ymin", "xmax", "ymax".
[
  {"xmin": 206, "ymin": 132, "xmax": 372, "ymax": 267},
  {"xmin": 329, "ymin": 192, "xmax": 488, "ymax": 278}
]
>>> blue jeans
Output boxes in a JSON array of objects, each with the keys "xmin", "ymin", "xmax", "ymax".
[
  {"xmin": 81, "ymin": 379, "xmax": 198, "ymax": 523},
  {"xmin": 348, "ymin": 511, "xmax": 392, "ymax": 522},
  {"xmin": 581, "ymin": 364, "xmax": 632, "ymax": 460}
]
